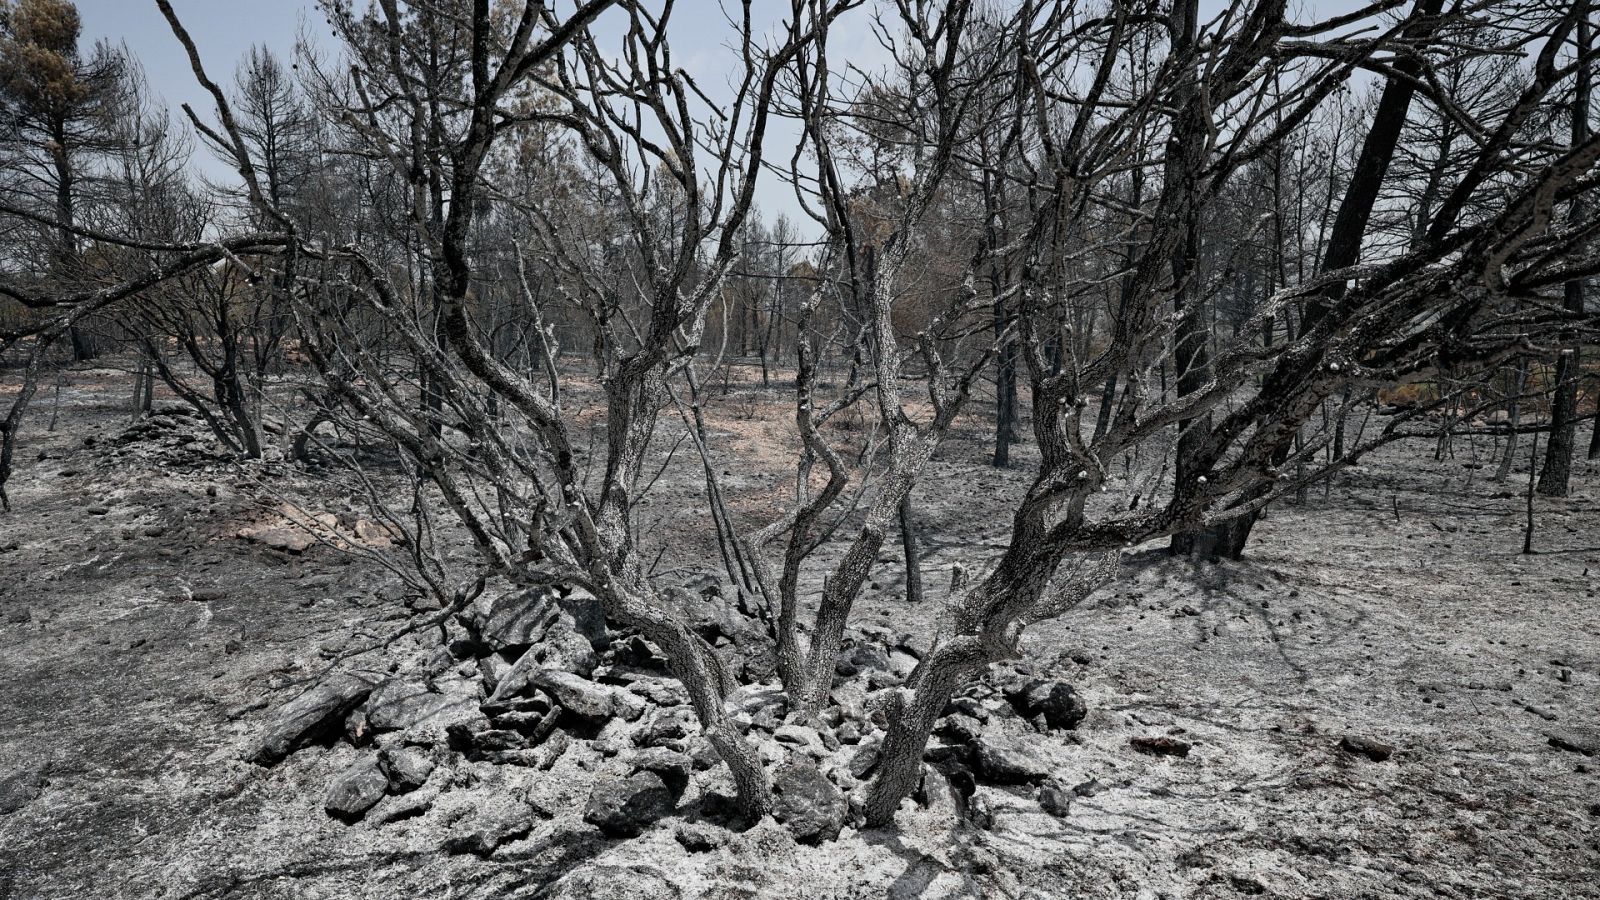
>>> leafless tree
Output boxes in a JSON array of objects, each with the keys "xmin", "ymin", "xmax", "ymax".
[{"xmin": 0, "ymin": 0, "xmax": 1596, "ymax": 835}]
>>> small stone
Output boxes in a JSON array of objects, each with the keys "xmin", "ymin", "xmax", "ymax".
[
  {"xmin": 378, "ymin": 748, "xmax": 435, "ymax": 792},
  {"xmin": 1547, "ymin": 728, "xmax": 1600, "ymax": 756},
  {"xmin": 250, "ymin": 672, "xmax": 380, "ymax": 766},
  {"xmin": 0, "ymin": 768, "xmax": 47, "ymax": 814},
  {"xmin": 626, "ymin": 678, "xmax": 686, "ymax": 707},
  {"xmin": 445, "ymin": 801, "xmax": 543, "ymax": 856},
  {"xmin": 237, "ymin": 523, "xmax": 315, "ymax": 554},
  {"xmin": 1339, "ymin": 735, "xmax": 1396, "ymax": 762},
  {"xmin": 627, "ymin": 747, "xmax": 692, "ymax": 797},
  {"xmin": 674, "ymin": 821, "xmax": 728, "ymax": 853},
  {"xmin": 936, "ymin": 714, "xmax": 985, "ymax": 745},
  {"xmin": 836, "ymin": 721, "xmax": 862, "ymax": 745},
  {"xmin": 967, "ymin": 792, "xmax": 996, "ymax": 829},
  {"xmin": 848, "ymin": 738, "xmax": 882, "ymax": 779},
  {"xmin": 974, "ymin": 734, "xmax": 1050, "ymax": 784},
  {"xmin": 1129, "ymin": 736, "xmax": 1192, "ymax": 758},
  {"xmin": 635, "ymin": 706, "xmax": 699, "ymax": 749},
  {"xmin": 774, "ymin": 724, "xmax": 824, "ymax": 754},
  {"xmin": 324, "ymin": 757, "xmax": 390, "ymax": 822},
  {"xmin": 344, "ymin": 708, "xmax": 370, "ymax": 746},
  {"xmin": 772, "ymin": 757, "xmax": 847, "ymax": 844},
  {"xmin": 915, "ymin": 766, "xmax": 957, "ymax": 812},
  {"xmin": 1524, "ymin": 704, "xmax": 1559, "ymax": 722},
  {"xmin": 1037, "ymin": 783, "xmax": 1072, "ymax": 817},
  {"xmin": 584, "ymin": 771, "xmax": 675, "ymax": 837},
  {"xmin": 531, "ymin": 670, "xmax": 617, "ymax": 720}
]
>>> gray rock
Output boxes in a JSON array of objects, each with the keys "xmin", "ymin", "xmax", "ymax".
[
  {"xmin": 477, "ymin": 651, "xmax": 516, "ymax": 694},
  {"xmin": 627, "ymin": 747, "xmax": 692, "ymax": 797},
  {"xmin": 364, "ymin": 679, "xmax": 479, "ymax": 733},
  {"xmin": 915, "ymin": 766, "xmax": 958, "ymax": 813},
  {"xmin": 1006, "ymin": 679, "xmax": 1088, "ymax": 731},
  {"xmin": 974, "ymin": 734, "xmax": 1050, "ymax": 785},
  {"xmin": 967, "ymin": 792, "xmax": 996, "ymax": 829},
  {"xmin": 1524, "ymin": 704, "xmax": 1559, "ymax": 722},
  {"xmin": 1072, "ymin": 778, "xmax": 1103, "ymax": 797},
  {"xmin": 674, "ymin": 821, "xmax": 728, "ymax": 852},
  {"xmin": 1037, "ymin": 783, "xmax": 1072, "ymax": 817},
  {"xmin": 472, "ymin": 587, "xmax": 560, "ymax": 650},
  {"xmin": 836, "ymin": 721, "xmax": 862, "ymax": 745},
  {"xmin": 531, "ymin": 670, "xmax": 617, "ymax": 720},
  {"xmin": 369, "ymin": 782, "xmax": 442, "ymax": 826},
  {"xmin": 488, "ymin": 633, "xmax": 599, "ymax": 702},
  {"xmin": 1339, "ymin": 735, "xmax": 1396, "ymax": 762},
  {"xmin": 936, "ymin": 713, "xmax": 985, "ymax": 745},
  {"xmin": 583, "ymin": 771, "xmax": 675, "ymax": 837},
  {"xmin": 467, "ymin": 729, "xmax": 530, "ymax": 752},
  {"xmin": 774, "ymin": 724, "xmax": 824, "ymax": 754},
  {"xmin": 848, "ymin": 737, "xmax": 882, "ymax": 779},
  {"xmin": 0, "ymin": 768, "xmax": 47, "ymax": 814},
  {"xmin": 835, "ymin": 641, "xmax": 891, "ymax": 677},
  {"xmin": 473, "ymin": 587, "xmax": 607, "ymax": 654},
  {"xmin": 325, "ymin": 756, "xmax": 390, "ymax": 822},
  {"xmin": 556, "ymin": 589, "xmax": 608, "ymax": 651},
  {"xmin": 1129, "ymin": 735, "xmax": 1192, "ymax": 758},
  {"xmin": 772, "ymin": 757, "xmax": 847, "ymax": 844},
  {"xmin": 636, "ymin": 706, "xmax": 699, "ymax": 749},
  {"xmin": 250, "ymin": 671, "xmax": 380, "ymax": 766},
  {"xmin": 612, "ymin": 689, "xmax": 647, "ymax": 722},
  {"xmin": 378, "ymin": 748, "xmax": 435, "ymax": 792},
  {"xmin": 627, "ymin": 678, "xmax": 687, "ymax": 707},
  {"xmin": 1547, "ymin": 728, "xmax": 1600, "ymax": 756},
  {"xmin": 492, "ymin": 709, "xmax": 553, "ymax": 737},
  {"xmin": 445, "ymin": 800, "xmax": 543, "ymax": 856}
]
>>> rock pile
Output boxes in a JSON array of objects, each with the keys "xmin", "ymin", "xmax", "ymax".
[
  {"xmin": 245, "ymin": 583, "xmax": 1096, "ymax": 840},
  {"xmin": 105, "ymin": 405, "xmax": 230, "ymax": 470}
]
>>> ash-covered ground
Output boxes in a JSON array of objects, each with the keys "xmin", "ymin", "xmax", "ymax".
[{"xmin": 1, "ymin": 364, "xmax": 1597, "ymax": 899}]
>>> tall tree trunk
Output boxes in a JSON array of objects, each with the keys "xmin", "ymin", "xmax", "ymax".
[
  {"xmin": 51, "ymin": 120, "xmax": 96, "ymax": 363},
  {"xmin": 1495, "ymin": 359, "xmax": 1529, "ymax": 482},
  {"xmin": 1166, "ymin": 0, "xmax": 1214, "ymax": 556},
  {"xmin": 988, "ymin": 174, "xmax": 1018, "ymax": 468},
  {"xmin": 1179, "ymin": 0, "xmax": 1446, "ymax": 557},
  {"xmin": 1538, "ymin": 9, "xmax": 1590, "ymax": 496}
]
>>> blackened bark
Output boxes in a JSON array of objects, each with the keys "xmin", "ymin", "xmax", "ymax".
[
  {"xmin": 899, "ymin": 491, "xmax": 923, "ymax": 605},
  {"xmin": 1166, "ymin": 0, "xmax": 1215, "ymax": 557},
  {"xmin": 1538, "ymin": 10, "xmax": 1591, "ymax": 496},
  {"xmin": 1180, "ymin": 0, "xmax": 1447, "ymax": 557}
]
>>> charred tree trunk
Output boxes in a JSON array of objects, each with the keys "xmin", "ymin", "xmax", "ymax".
[
  {"xmin": 1178, "ymin": 0, "xmax": 1446, "ymax": 557},
  {"xmin": 1166, "ymin": 0, "xmax": 1217, "ymax": 557},
  {"xmin": 899, "ymin": 490, "xmax": 922, "ymax": 605},
  {"xmin": 1538, "ymin": 10, "xmax": 1591, "ymax": 497},
  {"xmin": 1495, "ymin": 360, "xmax": 1529, "ymax": 482}
]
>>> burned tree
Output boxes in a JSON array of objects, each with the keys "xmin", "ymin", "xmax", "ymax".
[{"xmin": 1, "ymin": 0, "xmax": 1596, "ymax": 840}]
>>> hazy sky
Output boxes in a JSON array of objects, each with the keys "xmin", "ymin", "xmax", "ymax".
[
  {"xmin": 73, "ymin": 0, "xmax": 881, "ymax": 226},
  {"xmin": 73, "ymin": 0, "xmax": 1373, "ymax": 228}
]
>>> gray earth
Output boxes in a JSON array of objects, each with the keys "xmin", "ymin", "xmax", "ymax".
[{"xmin": 1, "ymin": 366, "xmax": 1597, "ymax": 899}]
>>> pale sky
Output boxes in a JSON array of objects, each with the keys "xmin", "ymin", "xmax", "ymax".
[{"xmin": 75, "ymin": 0, "xmax": 1373, "ymax": 229}]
